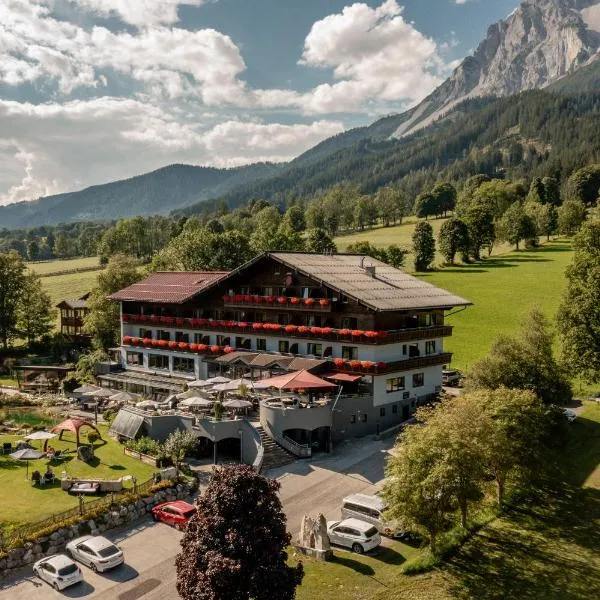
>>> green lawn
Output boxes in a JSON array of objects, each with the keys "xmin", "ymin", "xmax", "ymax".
[
  {"xmin": 0, "ymin": 424, "xmax": 156, "ymax": 527},
  {"xmin": 296, "ymin": 401, "xmax": 600, "ymax": 600},
  {"xmin": 419, "ymin": 240, "xmax": 574, "ymax": 372},
  {"xmin": 27, "ymin": 256, "xmax": 100, "ymax": 275}
]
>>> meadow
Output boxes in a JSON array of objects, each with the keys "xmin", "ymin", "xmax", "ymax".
[{"xmin": 27, "ymin": 256, "xmax": 101, "ymax": 275}]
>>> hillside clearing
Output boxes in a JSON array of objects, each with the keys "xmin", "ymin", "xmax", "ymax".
[
  {"xmin": 27, "ymin": 256, "xmax": 101, "ymax": 275},
  {"xmin": 418, "ymin": 240, "xmax": 573, "ymax": 371}
]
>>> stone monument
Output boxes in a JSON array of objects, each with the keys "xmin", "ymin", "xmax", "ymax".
[{"xmin": 295, "ymin": 513, "xmax": 332, "ymax": 561}]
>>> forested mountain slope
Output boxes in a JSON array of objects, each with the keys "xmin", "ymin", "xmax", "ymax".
[{"xmin": 177, "ymin": 91, "xmax": 600, "ymax": 216}]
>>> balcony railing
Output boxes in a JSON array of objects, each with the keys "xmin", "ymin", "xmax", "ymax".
[
  {"xmin": 223, "ymin": 295, "xmax": 333, "ymax": 312},
  {"xmin": 122, "ymin": 315, "xmax": 452, "ymax": 346}
]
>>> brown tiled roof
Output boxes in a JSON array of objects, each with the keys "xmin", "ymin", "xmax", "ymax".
[
  {"xmin": 108, "ymin": 271, "xmax": 229, "ymax": 304},
  {"xmin": 268, "ymin": 253, "xmax": 472, "ymax": 312},
  {"xmin": 215, "ymin": 352, "xmax": 259, "ymax": 365},
  {"xmin": 57, "ymin": 299, "xmax": 88, "ymax": 309},
  {"xmin": 287, "ymin": 357, "xmax": 328, "ymax": 372},
  {"xmin": 250, "ymin": 354, "xmax": 294, "ymax": 368}
]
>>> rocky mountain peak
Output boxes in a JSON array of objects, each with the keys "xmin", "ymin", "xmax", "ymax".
[{"xmin": 392, "ymin": 0, "xmax": 600, "ymax": 138}]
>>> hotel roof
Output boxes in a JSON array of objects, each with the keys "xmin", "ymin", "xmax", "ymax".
[{"xmin": 108, "ymin": 271, "xmax": 229, "ymax": 304}]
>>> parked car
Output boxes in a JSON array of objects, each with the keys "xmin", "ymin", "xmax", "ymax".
[
  {"xmin": 327, "ymin": 518, "xmax": 381, "ymax": 554},
  {"xmin": 151, "ymin": 500, "xmax": 196, "ymax": 530},
  {"xmin": 66, "ymin": 535, "xmax": 124, "ymax": 572},
  {"xmin": 33, "ymin": 554, "xmax": 83, "ymax": 591},
  {"xmin": 342, "ymin": 493, "xmax": 412, "ymax": 539},
  {"xmin": 442, "ymin": 369, "xmax": 462, "ymax": 387}
]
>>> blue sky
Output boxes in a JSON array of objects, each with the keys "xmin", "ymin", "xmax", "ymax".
[{"xmin": 0, "ymin": 0, "xmax": 518, "ymax": 205}]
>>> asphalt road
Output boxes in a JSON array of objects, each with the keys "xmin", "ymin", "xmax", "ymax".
[{"xmin": 0, "ymin": 436, "xmax": 394, "ymax": 600}]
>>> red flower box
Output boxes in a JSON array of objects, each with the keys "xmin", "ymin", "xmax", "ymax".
[
  {"xmin": 378, "ymin": 331, "xmax": 388, "ymax": 339},
  {"xmin": 290, "ymin": 297, "xmax": 301, "ymax": 305},
  {"xmin": 361, "ymin": 361, "xmax": 375, "ymax": 370},
  {"xmin": 252, "ymin": 323, "xmax": 263, "ymax": 331},
  {"xmin": 334, "ymin": 358, "xmax": 345, "ymax": 367},
  {"xmin": 271, "ymin": 324, "xmax": 282, "ymax": 332},
  {"xmin": 285, "ymin": 325, "xmax": 298, "ymax": 334},
  {"xmin": 224, "ymin": 346, "xmax": 235, "ymax": 354},
  {"xmin": 304, "ymin": 298, "xmax": 315, "ymax": 306},
  {"xmin": 209, "ymin": 320, "xmax": 219, "ymax": 327},
  {"xmin": 223, "ymin": 295, "xmax": 231, "ymax": 303},
  {"xmin": 150, "ymin": 316, "xmax": 160, "ymax": 324},
  {"xmin": 122, "ymin": 315, "xmax": 130, "ymax": 323},
  {"xmin": 321, "ymin": 327, "xmax": 333, "ymax": 336},
  {"xmin": 376, "ymin": 361, "xmax": 386, "ymax": 370},
  {"xmin": 197, "ymin": 318, "xmax": 208, "ymax": 326},
  {"xmin": 238, "ymin": 321, "xmax": 248, "ymax": 328},
  {"xmin": 210, "ymin": 345, "xmax": 221, "ymax": 354},
  {"xmin": 122, "ymin": 336, "xmax": 131, "ymax": 344},
  {"xmin": 244, "ymin": 295, "xmax": 253, "ymax": 303},
  {"xmin": 130, "ymin": 337, "xmax": 139, "ymax": 345},
  {"xmin": 197, "ymin": 344, "xmax": 208, "ymax": 353},
  {"xmin": 265, "ymin": 296, "xmax": 275, "ymax": 304},
  {"xmin": 277, "ymin": 297, "xmax": 287, "ymax": 305},
  {"xmin": 158, "ymin": 340, "xmax": 168, "ymax": 348},
  {"xmin": 349, "ymin": 360, "xmax": 362, "ymax": 370},
  {"xmin": 152, "ymin": 340, "xmax": 160, "ymax": 348},
  {"xmin": 310, "ymin": 327, "xmax": 322, "ymax": 335},
  {"xmin": 298, "ymin": 326, "xmax": 310, "ymax": 334},
  {"xmin": 168, "ymin": 341, "xmax": 178, "ymax": 349},
  {"xmin": 189, "ymin": 343, "xmax": 198, "ymax": 352},
  {"xmin": 142, "ymin": 338, "xmax": 152, "ymax": 346},
  {"xmin": 319, "ymin": 299, "xmax": 330, "ymax": 307},
  {"xmin": 176, "ymin": 318, "xmax": 185, "ymax": 326},
  {"xmin": 254, "ymin": 296, "xmax": 263, "ymax": 304},
  {"xmin": 339, "ymin": 329, "xmax": 351, "ymax": 337},
  {"xmin": 351, "ymin": 330, "xmax": 364, "ymax": 338},
  {"xmin": 178, "ymin": 342, "xmax": 189, "ymax": 351},
  {"xmin": 364, "ymin": 331, "xmax": 378, "ymax": 339}
]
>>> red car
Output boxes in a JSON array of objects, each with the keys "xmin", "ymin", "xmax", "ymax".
[{"xmin": 151, "ymin": 501, "xmax": 196, "ymax": 530}]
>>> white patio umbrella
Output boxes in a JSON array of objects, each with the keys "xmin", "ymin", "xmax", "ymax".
[
  {"xmin": 109, "ymin": 391, "xmax": 140, "ymax": 403},
  {"xmin": 223, "ymin": 399, "xmax": 252, "ymax": 409},
  {"xmin": 176, "ymin": 389, "xmax": 198, "ymax": 400},
  {"xmin": 180, "ymin": 397, "xmax": 214, "ymax": 408},
  {"xmin": 212, "ymin": 378, "xmax": 254, "ymax": 392},
  {"xmin": 73, "ymin": 384, "xmax": 100, "ymax": 394},
  {"xmin": 136, "ymin": 400, "xmax": 159, "ymax": 410},
  {"xmin": 187, "ymin": 379, "xmax": 211, "ymax": 389},
  {"xmin": 10, "ymin": 448, "xmax": 46, "ymax": 479},
  {"xmin": 24, "ymin": 430, "xmax": 57, "ymax": 441},
  {"xmin": 204, "ymin": 376, "xmax": 232, "ymax": 385}
]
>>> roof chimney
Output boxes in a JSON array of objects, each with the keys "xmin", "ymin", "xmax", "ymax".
[{"xmin": 365, "ymin": 266, "xmax": 376, "ymax": 278}]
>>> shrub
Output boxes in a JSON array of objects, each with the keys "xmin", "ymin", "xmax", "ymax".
[
  {"xmin": 102, "ymin": 409, "xmax": 117, "ymax": 425},
  {"xmin": 125, "ymin": 436, "xmax": 165, "ymax": 458},
  {"xmin": 87, "ymin": 431, "xmax": 100, "ymax": 445}
]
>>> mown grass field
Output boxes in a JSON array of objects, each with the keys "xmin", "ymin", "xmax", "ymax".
[
  {"xmin": 27, "ymin": 256, "xmax": 100, "ymax": 275},
  {"xmin": 296, "ymin": 401, "xmax": 600, "ymax": 600},
  {"xmin": 0, "ymin": 423, "xmax": 156, "ymax": 527},
  {"xmin": 420, "ymin": 239, "xmax": 574, "ymax": 372}
]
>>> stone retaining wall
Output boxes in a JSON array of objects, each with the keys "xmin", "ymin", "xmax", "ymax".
[{"xmin": 0, "ymin": 481, "xmax": 196, "ymax": 578}]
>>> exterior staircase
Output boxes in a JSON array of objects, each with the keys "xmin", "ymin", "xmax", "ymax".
[{"xmin": 254, "ymin": 425, "xmax": 296, "ymax": 472}]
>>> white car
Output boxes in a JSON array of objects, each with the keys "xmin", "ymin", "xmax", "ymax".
[
  {"xmin": 327, "ymin": 518, "xmax": 381, "ymax": 554},
  {"xmin": 442, "ymin": 369, "xmax": 462, "ymax": 387},
  {"xmin": 32, "ymin": 554, "xmax": 83, "ymax": 591},
  {"xmin": 563, "ymin": 408, "xmax": 577, "ymax": 422},
  {"xmin": 66, "ymin": 535, "xmax": 124, "ymax": 572}
]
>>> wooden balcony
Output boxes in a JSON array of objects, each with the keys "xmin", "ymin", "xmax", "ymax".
[{"xmin": 224, "ymin": 298, "xmax": 333, "ymax": 313}]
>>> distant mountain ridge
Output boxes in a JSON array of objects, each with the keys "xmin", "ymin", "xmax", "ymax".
[
  {"xmin": 0, "ymin": 163, "xmax": 283, "ymax": 228},
  {"xmin": 1, "ymin": 0, "xmax": 600, "ymax": 229}
]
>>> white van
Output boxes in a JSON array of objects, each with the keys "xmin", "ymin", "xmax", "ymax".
[{"xmin": 341, "ymin": 493, "xmax": 397, "ymax": 536}]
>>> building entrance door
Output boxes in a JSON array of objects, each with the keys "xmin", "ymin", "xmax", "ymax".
[{"xmin": 402, "ymin": 405, "xmax": 410, "ymax": 421}]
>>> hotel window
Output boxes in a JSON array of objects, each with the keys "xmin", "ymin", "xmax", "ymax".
[
  {"xmin": 126, "ymin": 352, "xmax": 143, "ymax": 366},
  {"xmin": 173, "ymin": 357, "xmax": 195, "ymax": 373},
  {"xmin": 402, "ymin": 344, "xmax": 408, "ymax": 355},
  {"xmin": 194, "ymin": 333, "xmax": 210, "ymax": 344},
  {"xmin": 158, "ymin": 330, "xmax": 170, "ymax": 341},
  {"xmin": 380, "ymin": 407, "xmax": 386, "ymax": 417},
  {"xmin": 425, "ymin": 341, "xmax": 436, "ymax": 355},
  {"xmin": 235, "ymin": 337, "xmax": 251, "ymax": 350},
  {"xmin": 278, "ymin": 314, "xmax": 289, "ymax": 325},
  {"xmin": 139, "ymin": 328, "xmax": 152, "ymax": 338},
  {"xmin": 279, "ymin": 340, "xmax": 290, "ymax": 353},
  {"xmin": 256, "ymin": 338, "xmax": 267, "ymax": 351},
  {"xmin": 217, "ymin": 335, "xmax": 230, "ymax": 346},
  {"xmin": 263, "ymin": 287, "xmax": 274, "ymax": 297},
  {"xmin": 175, "ymin": 331, "xmax": 189, "ymax": 343},
  {"xmin": 386, "ymin": 376, "xmax": 405, "ymax": 393},
  {"xmin": 290, "ymin": 343, "xmax": 299, "ymax": 354},
  {"xmin": 307, "ymin": 343, "xmax": 323, "ymax": 357},
  {"xmin": 413, "ymin": 372, "xmax": 425, "ymax": 388},
  {"xmin": 240, "ymin": 287, "xmax": 249, "ymax": 295},
  {"xmin": 149, "ymin": 354, "xmax": 169, "ymax": 370},
  {"xmin": 341, "ymin": 317, "xmax": 357, "ymax": 329},
  {"xmin": 342, "ymin": 346, "xmax": 358, "ymax": 360},
  {"xmin": 324, "ymin": 346, "xmax": 333, "ymax": 358}
]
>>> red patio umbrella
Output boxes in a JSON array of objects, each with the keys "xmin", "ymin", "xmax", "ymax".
[{"xmin": 254, "ymin": 370, "xmax": 338, "ymax": 391}]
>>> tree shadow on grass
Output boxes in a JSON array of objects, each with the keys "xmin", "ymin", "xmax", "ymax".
[
  {"xmin": 446, "ymin": 483, "xmax": 600, "ymax": 600},
  {"xmin": 109, "ymin": 464, "xmax": 126, "ymax": 470},
  {"xmin": 330, "ymin": 553, "xmax": 375, "ymax": 577},
  {"xmin": 371, "ymin": 547, "xmax": 406, "ymax": 566},
  {"xmin": 0, "ymin": 459, "xmax": 21, "ymax": 470}
]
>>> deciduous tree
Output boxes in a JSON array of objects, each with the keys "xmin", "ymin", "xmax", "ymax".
[
  {"xmin": 557, "ymin": 220, "xmax": 600, "ymax": 382},
  {"xmin": 176, "ymin": 465, "xmax": 303, "ymax": 600},
  {"xmin": 164, "ymin": 429, "xmax": 197, "ymax": 476},
  {"xmin": 464, "ymin": 204, "xmax": 494, "ymax": 260},
  {"xmin": 305, "ymin": 228, "xmax": 337, "ymax": 254},
  {"xmin": 0, "ymin": 251, "xmax": 27, "ymax": 349},
  {"xmin": 558, "ymin": 198, "xmax": 586, "ymax": 235},
  {"xmin": 15, "ymin": 272, "xmax": 54, "ymax": 345},
  {"xmin": 412, "ymin": 222, "xmax": 435, "ymax": 271},
  {"xmin": 496, "ymin": 202, "xmax": 537, "ymax": 250},
  {"xmin": 438, "ymin": 218, "xmax": 470, "ymax": 264}
]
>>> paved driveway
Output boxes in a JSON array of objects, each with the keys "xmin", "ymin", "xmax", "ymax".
[{"xmin": 0, "ymin": 435, "xmax": 395, "ymax": 600}]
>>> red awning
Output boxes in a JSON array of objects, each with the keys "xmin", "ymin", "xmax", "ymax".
[
  {"xmin": 321, "ymin": 372, "xmax": 363, "ymax": 383},
  {"xmin": 254, "ymin": 369, "xmax": 339, "ymax": 390}
]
